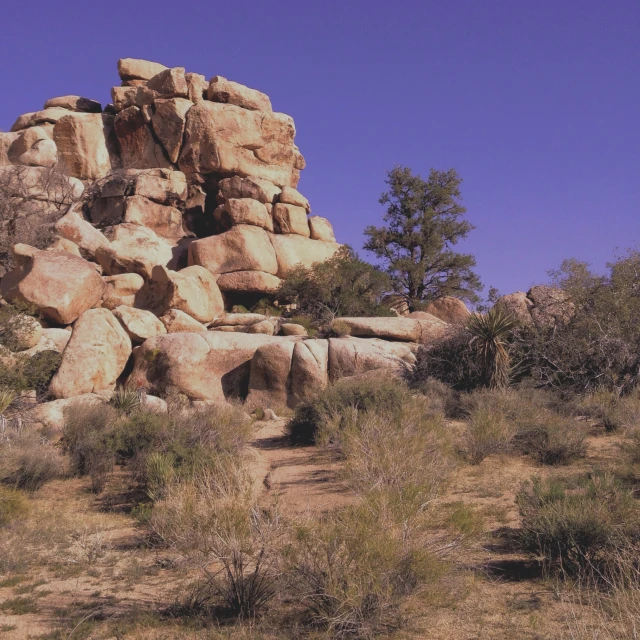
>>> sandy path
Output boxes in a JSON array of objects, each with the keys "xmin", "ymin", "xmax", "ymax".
[{"xmin": 249, "ymin": 419, "xmax": 355, "ymax": 515}]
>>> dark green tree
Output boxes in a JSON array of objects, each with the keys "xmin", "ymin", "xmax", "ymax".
[{"xmin": 364, "ymin": 166, "xmax": 481, "ymax": 310}]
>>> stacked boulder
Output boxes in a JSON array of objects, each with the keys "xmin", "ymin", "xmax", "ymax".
[{"xmin": 0, "ymin": 56, "xmax": 469, "ymax": 410}]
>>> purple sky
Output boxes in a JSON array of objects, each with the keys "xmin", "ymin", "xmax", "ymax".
[{"xmin": 2, "ymin": 1, "xmax": 638, "ymax": 298}]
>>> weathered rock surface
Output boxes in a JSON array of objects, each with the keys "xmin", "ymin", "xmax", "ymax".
[
  {"xmin": 338, "ymin": 317, "xmax": 447, "ymax": 343},
  {"xmin": 44, "ymin": 96, "xmax": 102, "ymax": 113},
  {"xmin": 189, "ymin": 225, "xmax": 278, "ymax": 275},
  {"xmin": 269, "ymin": 234, "xmax": 340, "ymax": 277},
  {"xmin": 137, "ymin": 265, "xmax": 224, "ymax": 323},
  {"xmin": 494, "ymin": 292, "xmax": 534, "ymax": 325},
  {"xmin": 218, "ymin": 175, "xmax": 281, "ymax": 204},
  {"xmin": 290, "ymin": 339, "xmax": 328, "ymax": 404},
  {"xmin": 178, "ymin": 102, "xmax": 298, "ymax": 188},
  {"xmin": 273, "ymin": 203, "xmax": 310, "ymax": 236},
  {"xmin": 53, "ymin": 113, "xmax": 118, "ymax": 180},
  {"xmin": 96, "ymin": 224, "xmax": 175, "ymax": 278},
  {"xmin": 128, "ymin": 332, "xmax": 289, "ymax": 401},
  {"xmin": 207, "ymin": 77, "xmax": 272, "ymax": 112},
  {"xmin": 101, "ymin": 273, "xmax": 145, "ymax": 310},
  {"xmin": 55, "ymin": 207, "xmax": 110, "ymax": 256},
  {"xmin": 1, "ymin": 250, "xmax": 104, "ymax": 324},
  {"xmin": 422, "ymin": 297, "xmax": 470, "ymax": 324},
  {"xmin": 280, "ymin": 323, "xmax": 308, "ymax": 336},
  {"xmin": 123, "ymin": 196, "xmax": 184, "ymax": 240},
  {"xmin": 112, "ymin": 305, "xmax": 166, "ymax": 342},
  {"xmin": 308, "ymin": 216, "xmax": 336, "ymax": 242},
  {"xmin": 42, "ymin": 328, "xmax": 72, "ymax": 352},
  {"xmin": 246, "ymin": 341, "xmax": 295, "ymax": 409},
  {"xmin": 215, "ymin": 270, "xmax": 281, "ymax": 294},
  {"xmin": 50, "ymin": 308, "xmax": 132, "ymax": 398},
  {"xmin": 159, "ymin": 309, "xmax": 208, "ymax": 333},
  {"xmin": 3, "ymin": 314, "xmax": 42, "ymax": 351},
  {"xmin": 118, "ymin": 58, "xmax": 168, "ymax": 82}
]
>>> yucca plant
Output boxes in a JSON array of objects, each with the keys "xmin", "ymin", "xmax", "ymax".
[
  {"xmin": 109, "ymin": 386, "xmax": 141, "ymax": 414},
  {"xmin": 467, "ymin": 308, "xmax": 518, "ymax": 390},
  {"xmin": 0, "ymin": 387, "xmax": 16, "ymax": 417}
]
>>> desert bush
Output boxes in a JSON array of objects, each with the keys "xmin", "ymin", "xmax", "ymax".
[
  {"xmin": 513, "ymin": 409, "xmax": 587, "ymax": 465},
  {"xmin": 0, "ymin": 487, "xmax": 29, "ymax": 527},
  {"xmin": 287, "ymin": 376, "xmax": 414, "ymax": 446},
  {"xmin": 577, "ymin": 389, "xmax": 640, "ymax": 432},
  {"xmin": 151, "ymin": 470, "xmax": 279, "ymax": 619},
  {"xmin": 463, "ymin": 405, "xmax": 515, "ymax": 464},
  {"xmin": 63, "ymin": 401, "xmax": 253, "ymax": 494},
  {"xmin": 276, "ymin": 245, "xmax": 392, "ymax": 323},
  {"xmin": 327, "ymin": 319, "xmax": 352, "ymax": 338},
  {"xmin": 517, "ymin": 474, "xmax": 640, "ymax": 579},
  {"xmin": 510, "ymin": 253, "xmax": 640, "ymax": 394},
  {"xmin": 0, "ymin": 435, "xmax": 63, "ymax": 491},
  {"xmin": 407, "ymin": 376, "xmax": 461, "ymax": 419},
  {"xmin": 282, "ymin": 497, "xmax": 447, "ymax": 637},
  {"xmin": 109, "ymin": 385, "xmax": 141, "ymax": 413},
  {"xmin": 62, "ymin": 403, "xmax": 120, "ymax": 492},
  {"xmin": 409, "ymin": 327, "xmax": 483, "ymax": 391},
  {"xmin": 337, "ymin": 397, "xmax": 452, "ymax": 506}
]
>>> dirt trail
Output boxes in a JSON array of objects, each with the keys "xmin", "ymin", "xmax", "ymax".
[{"xmin": 249, "ymin": 419, "xmax": 356, "ymax": 515}]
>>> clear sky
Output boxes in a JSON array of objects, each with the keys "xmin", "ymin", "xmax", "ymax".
[{"xmin": 1, "ymin": 0, "xmax": 638, "ymax": 298}]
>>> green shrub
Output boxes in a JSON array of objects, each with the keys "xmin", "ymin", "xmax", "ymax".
[
  {"xmin": 283, "ymin": 498, "xmax": 446, "ymax": 637},
  {"xmin": 0, "ymin": 487, "xmax": 29, "ymax": 527},
  {"xmin": 464, "ymin": 405, "xmax": 514, "ymax": 464},
  {"xmin": 288, "ymin": 376, "xmax": 413, "ymax": 446},
  {"xmin": 327, "ymin": 319, "xmax": 351, "ymax": 338},
  {"xmin": 517, "ymin": 474, "xmax": 640, "ymax": 579},
  {"xmin": 62, "ymin": 403, "xmax": 120, "ymax": 492},
  {"xmin": 109, "ymin": 386, "xmax": 141, "ymax": 413}
]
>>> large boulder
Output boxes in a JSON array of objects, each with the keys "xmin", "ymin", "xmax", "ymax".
[
  {"xmin": 207, "ymin": 77, "xmax": 272, "ymax": 112},
  {"xmin": 49, "ymin": 308, "xmax": 132, "ymax": 398},
  {"xmin": 1, "ymin": 250, "xmax": 104, "ymax": 325},
  {"xmin": 178, "ymin": 101, "xmax": 299, "ymax": 188},
  {"xmin": 308, "ymin": 216, "xmax": 336, "ymax": 242},
  {"xmin": 112, "ymin": 305, "xmax": 167, "ymax": 342},
  {"xmin": 95, "ymin": 224, "xmax": 176, "ymax": 278},
  {"xmin": 422, "ymin": 297, "xmax": 470, "ymax": 324},
  {"xmin": 27, "ymin": 394, "xmax": 106, "ymax": 434},
  {"xmin": 151, "ymin": 98, "xmax": 192, "ymax": 163},
  {"xmin": 12, "ymin": 107, "xmax": 76, "ymax": 131},
  {"xmin": 246, "ymin": 341, "xmax": 295, "ymax": 409},
  {"xmin": 273, "ymin": 203, "xmax": 310, "ymax": 236},
  {"xmin": 269, "ymin": 234, "xmax": 340, "ymax": 277},
  {"xmin": 217, "ymin": 175, "xmax": 281, "ymax": 204},
  {"xmin": 53, "ymin": 113, "xmax": 119, "ymax": 180},
  {"xmin": 159, "ymin": 309, "xmax": 208, "ymax": 333},
  {"xmin": 216, "ymin": 270, "xmax": 281, "ymax": 294},
  {"xmin": 54, "ymin": 207, "xmax": 110, "ymax": 257},
  {"xmin": 101, "ymin": 273, "xmax": 145, "ymax": 309},
  {"xmin": 123, "ymin": 195, "xmax": 185, "ymax": 241},
  {"xmin": 118, "ymin": 58, "xmax": 168, "ymax": 82},
  {"xmin": 493, "ymin": 292, "xmax": 534, "ymax": 325},
  {"xmin": 44, "ymin": 96, "xmax": 101, "ymax": 113},
  {"xmin": 289, "ymin": 339, "xmax": 329, "ymax": 405},
  {"xmin": 137, "ymin": 265, "xmax": 224, "ymax": 323},
  {"xmin": 327, "ymin": 337, "xmax": 416, "ymax": 382},
  {"xmin": 211, "ymin": 313, "xmax": 268, "ymax": 327},
  {"xmin": 214, "ymin": 198, "xmax": 273, "ymax": 232},
  {"xmin": 188, "ymin": 225, "xmax": 278, "ymax": 275},
  {"xmin": 527, "ymin": 285, "xmax": 575, "ymax": 328},
  {"xmin": 114, "ymin": 106, "xmax": 171, "ymax": 170},
  {"xmin": 128, "ymin": 332, "xmax": 290, "ymax": 401},
  {"xmin": 338, "ymin": 316, "xmax": 446, "ymax": 343}
]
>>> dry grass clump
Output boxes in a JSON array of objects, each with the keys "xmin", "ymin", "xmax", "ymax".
[
  {"xmin": 287, "ymin": 376, "xmax": 416, "ymax": 446},
  {"xmin": 460, "ymin": 387, "xmax": 587, "ymax": 465},
  {"xmin": 0, "ymin": 419, "xmax": 63, "ymax": 491},
  {"xmin": 0, "ymin": 486, "xmax": 29, "ymax": 527},
  {"xmin": 576, "ymin": 388, "xmax": 640, "ymax": 432},
  {"xmin": 282, "ymin": 497, "xmax": 448, "ymax": 638},
  {"xmin": 517, "ymin": 474, "xmax": 640, "ymax": 579},
  {"xmin": 62, "ymin": 401, "xmax": 253, "ymax": 494}
]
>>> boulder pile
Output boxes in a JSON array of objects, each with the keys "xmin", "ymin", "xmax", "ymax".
[{"xmin": 0, "ymin": 57, "xmax": 470, "ymax": 411}]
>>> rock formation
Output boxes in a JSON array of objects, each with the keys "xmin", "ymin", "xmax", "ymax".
[{"xmin": 0, "ymin": 57, "xmax": 471, "ymax": 411}]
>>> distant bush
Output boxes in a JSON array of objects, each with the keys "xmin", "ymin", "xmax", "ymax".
[
  {"xmin": 0, "ymin": 487, "xmax": 29, "ymax": 527},
  {"xmin": 63, "ymin": 401, "xmax": 253, "ymax": 495},
  {"xmin": 517, "ymin": 474, "xmax": 640, "ymax": 579},
  {"xmin": 276, "ymin": 246, "xmax": 393, "ymax": 323},
  {"xmin": 463, "ymin": 405, "xmax": 514, "ymax": 464},
  {"xmin": 409, "ymin": 376, "xmax": 461, "ymax": 419},
  {"xmin": 327, "ymin": 319, "xmax": 351, "ymax": 338},
  {"xmin": 288, "ymin": 376, "xmax": 414, "ymax": 446}
]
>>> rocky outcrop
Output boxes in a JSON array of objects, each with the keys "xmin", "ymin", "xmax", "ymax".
[
  {"xmin": 422, "ymin": 297, "xmax": 470, "ymax": 324},
  {"xmin": 1, "ymin": 250, "xmax": 104, "ymax": 324},
  {"xmin": 338, "ymin": 317, "xmax": 447, "ymax": 343},
  {"xmin": 494, "ymin": 287, "xmax": 574, "ymax": 328},
  {"xmin": 49, "ymin": 308, "xmax": 132, "ymax": 398}
]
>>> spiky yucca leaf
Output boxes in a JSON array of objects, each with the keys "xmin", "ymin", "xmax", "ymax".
[
  {"xmin": 109, "ymin": 386, "xmax": 141, "ymax": 413},
  {"xmin": 467, "ymin": 308, "xmax": 519, "ymax": 390},
  {"xmin": 0, "ymin": 387, "xmax": 16, "ymax": 416}
]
